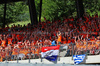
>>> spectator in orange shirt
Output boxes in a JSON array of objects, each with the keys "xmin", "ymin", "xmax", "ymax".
[
  {"xmin": 11, "ymin": 46, "xmax": 19, "ymax": 60},
  {"xmin": 7, "ymin": 34, "xmax": 13, "ymax": 45},
  {"xmin": 1, "ymin": 37, "xmax": 7, "ymax": 48},
  {"xmin": 43, "ymin": 36, "xmax": 51, "ymax": 46},
  {"xmin": 31, "ymin": 47, "xmax": 35, "ymax": 59},
  {"xmin": 57, "ymin": 31, "xmax": 62, "ymax": 44}
]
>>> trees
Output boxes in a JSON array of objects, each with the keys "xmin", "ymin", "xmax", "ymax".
[
  {"xmin": 0, "ymin": 0, "xmax": 100, "ymax": 27},
  {"xmin": 83, "ymin": 0, "xmax": 100, "ymax": 16},
  {"xmin": 35, "ymin": 0, "xmax": 100, "ymax": 21},
  {"xmin": 0, "ymin": 1, "xmax": 29, "ymax": 27},
  {"xmin": 41, "ymin": 0, "xmax": 76, "ymax": 21}
]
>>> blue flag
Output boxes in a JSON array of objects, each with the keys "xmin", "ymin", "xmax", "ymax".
[{"xmin": 73, "ymin": 54, "xmax": 86, "ymax": 64}]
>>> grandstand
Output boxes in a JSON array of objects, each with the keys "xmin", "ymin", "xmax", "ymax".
[
  {"xmin": 0, "ymin": 14, "xmax": 100, "ymax": 64},
  {"xmin": 0, "ymin": 0, "xmax": 100, "ymax": 65}
]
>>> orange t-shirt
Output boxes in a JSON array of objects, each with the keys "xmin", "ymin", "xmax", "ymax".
[
  {"xmin": 92, "ymin": 44, "xmax": 98, "ymax": 48},
  {"xmin": 76, "ymin": 44, "xmax": 80, "ymax": 48},
  {"xmin": 31, "ymin": 48, "xmax": 35, "ymax": 54},
  {"xmin": 35, "ymin": 48, "xmax": 39, "ymax": 55},
  {"xmin": 16, "ymin": 34, "xmax": 22, "ymax": 41},
  {"xmin": 67, "ymin": 40, "xmax": 71, "ymax": 43},
  {"xmin": 63, "ymin": 40, "xmax": 67, "ymax": 44},
  {"xmin": 1, "ymin": 40, "xmax": 6, "ymax": 47},
  {"xmin": 76, "ymin": 42, "xmax": 81, "ymax": 48},
  {"xmin": 83, "ymin": 41, "xmax": 87, "ymax": 46},
  {"xmin": 80, "ymin": 45, "xmax": 86, "ymax": 49},
  {"xmin": 1, "ymin": 52, "xmax": 6, "ymax": 58},
  {"xmin": 12, "ymin": 48, "xmax": 18, "ymax": 55},
  {"xmin": 24, "ymin": 49, "xmax": 29, "ymax": 55},
  {"xmin": 7, "ymin": 38, "xmax": 12, "ymax": 45},
  {"xmin": 96, "ymin": 41, "xmax": 100, "ymax": 45},
  {"xmin": 58, "ymin": 35, "xmax": 62, "ymax": 42},
  {"xmin": 0, "ymin": 52, "xmax": 6, "ymax": 62},
  {"xmin": 19, "ymin": 49, "xmax": 24, "ymax": 54},
  {"xmin": 87, "ymin": 44, "xmax": 92, "ymax": 50}
]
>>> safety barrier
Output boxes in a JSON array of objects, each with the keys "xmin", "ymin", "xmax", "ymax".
[
  {"xmin": 0, "ymin": 42, "xmax": 100, "ymax": 63},
  {"xmin": 0, "ymin": 44, "xmax": 68, "ymax": 63},
  {"xmin": 1, "ymin": 63, "xmax": 99, "ymax": 66}
]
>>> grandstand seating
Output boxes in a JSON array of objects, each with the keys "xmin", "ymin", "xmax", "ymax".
[{"xmin": 0, "ymin": 14, "xmax": 100, "ymax": 62}]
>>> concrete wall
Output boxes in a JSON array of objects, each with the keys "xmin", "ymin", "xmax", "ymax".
[
  {"xmin": 2, "ymin": 55, "xmax": 100, "ymax": 64},
  {"xmin": 0, "ymin": 63, "xmax": 100, "ymax": 66}
]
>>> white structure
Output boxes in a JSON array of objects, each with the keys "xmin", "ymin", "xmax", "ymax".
[{"xmin": 3, "ymin": 55, "xmax": 100, "ymax": 64}]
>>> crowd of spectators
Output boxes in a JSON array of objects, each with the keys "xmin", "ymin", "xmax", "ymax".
[{"xmin": 0, "ymin": 13, "xmax": 100, "ymax": 62}]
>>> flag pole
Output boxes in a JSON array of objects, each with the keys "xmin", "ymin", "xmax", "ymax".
[
  {"xmin": 17, "ymin": 48, "xmax": 19, "ymax": 63},
  {"xmin": 58, "ymin": 45, "xmax": 60, "ymax": 61},
  {"xmin": 72, "ymin": 43, "xmax": 74, "ymax": 60},
  {"xmin": 41, "ymin": 56, "xmax": 43, "ymax": 62},
  {"xmin": 41, "ymin": 47, "xmax": 43, "ymax": 62}
]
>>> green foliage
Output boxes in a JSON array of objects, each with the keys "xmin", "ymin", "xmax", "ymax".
[
  {"xmin": 0, "ymin": 1, "xmax": 30, "ymax": 26},
  {"xmin": 0, "ymin": 0, "xmax": 100, "ymax": 27},
  {"xmin": 41, "ymin": 0, "xmax": 76, "ymax": 21},
  {"xmin": 35, "ymin": 0, "xmax": 100, "ymax": 21},
  {"xmin": 83, "ymin": 0, "xmax": 100, "ymax": 16},
  {"xmin": 7, "ymin": 20, "xmax": 31, "ymax": 27},
  {"xmin": 0, "ymin": 4, "xmax": 4, "ymax": 26},
  {"xmin": 6, "ymin": 2, "xmax": 30, "ymax": 22}
]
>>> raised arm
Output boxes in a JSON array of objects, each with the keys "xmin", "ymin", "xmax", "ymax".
[
  {"xmin": 81, "ymin": 35, "xmax": 83, "ymax": 40},
  {"xmin": 75, "ymin": 36, "xmax": 77, "ymax": 43}
]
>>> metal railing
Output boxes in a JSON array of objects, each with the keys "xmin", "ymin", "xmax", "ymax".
[
  {"xmin": 0, "ymin": 42, "xmax": 100, "ymax": 63},
  {"xmin": 0, "ymin": 44, "xmax": 68, "ymax": 62},
  {"xmin": 65, "ymin": 41, "xmax": 100, "ymax": 60}
]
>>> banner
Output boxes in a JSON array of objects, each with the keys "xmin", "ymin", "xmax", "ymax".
[
  {"xmin": 41, "ymin": 46, "xmax": 60, "ymax": 61},
  {"xmin": 73, "ymin": 54, "xmax": 86, "ymax": 64}
]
